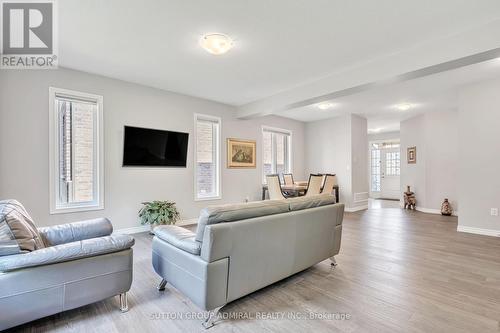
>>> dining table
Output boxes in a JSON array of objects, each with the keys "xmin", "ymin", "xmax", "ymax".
[{"xmin": 261, "ymin": 181, "xmax": 339, "ymax": 202}]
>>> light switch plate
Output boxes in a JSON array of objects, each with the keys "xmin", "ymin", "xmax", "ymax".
[{"xmin": 491, "ymin": 208, "xmax": 498, "ymax": 216}]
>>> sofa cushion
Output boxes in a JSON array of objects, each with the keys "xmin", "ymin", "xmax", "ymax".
[
  {"xmin": 287, "ymin": 194, "xmax": 336, "ymax": 211},
  {"xmin": 195, "ymin": 200, "xmax": 290, "ymax": 242},
  {"xmin": 0, "ymin": 200, "xmax": 45, "ymax": 252},
  {"xmin": 0, "ymin": 234, "xmax": 135, "ymax": 272},
  {"xmin": 155, "ymin": 225, "xmax": 201, "ymax": 255}
]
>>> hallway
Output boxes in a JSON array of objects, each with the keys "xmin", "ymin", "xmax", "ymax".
[{"xmin": 368, "ymin": 198, "xmax": 401, "ymax": 209}]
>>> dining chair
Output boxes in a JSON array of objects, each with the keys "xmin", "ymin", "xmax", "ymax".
[
  {"xmin": 322, "ymin": 174, "xmax": 337, "ymax": 196},
  {"xmin": 266, "ymin": 174, "xmax": 286, "ymax": 200},
  {"xmin": 305, "ymin": 174, "xmax": 323, "ymax": 197},
  {"xmin": 283, "ymin": 173, "xmax": 294, "ymax": 186}
]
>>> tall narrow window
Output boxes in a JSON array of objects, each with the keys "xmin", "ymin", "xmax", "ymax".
[
  {"xmin": 262, "ymin": 127, "xmax": 291, "ymax": 182},
  {"xmin": 195, "ymin": 114, "xmax": 221, "ymax": 200},
  {"xmin": 370, "ymin": 148, "xmax": 381, "ymax": 192},
  {"xmin": 49, "ymin": 88, "xmax": 103, "ymax": 213}
]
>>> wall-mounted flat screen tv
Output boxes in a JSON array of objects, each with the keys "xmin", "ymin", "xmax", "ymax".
[{"xmin": 123, "ymin": 126, "xmax": 189, "ymax": 167}]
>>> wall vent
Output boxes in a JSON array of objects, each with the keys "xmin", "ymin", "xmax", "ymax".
[{"xmin": 354, "ymin": 192, "xmax": 369, "ymax": 203}]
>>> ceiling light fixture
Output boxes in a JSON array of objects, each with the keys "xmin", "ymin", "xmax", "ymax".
[
  {"xmin": 396, "ymin": 103, "xmax": 413, "ymax": 111},
  {"xmin": 317, "ymin": 102, "xmax": 334, "ymax": 110},
  {"xmin": 200, "ymin": 33, "xmax": 234, "ymax": 55}
]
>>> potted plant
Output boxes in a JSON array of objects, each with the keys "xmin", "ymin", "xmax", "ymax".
[{"xmin": 138, "ymin": 200, "xmax": 180, "ymax": 234}]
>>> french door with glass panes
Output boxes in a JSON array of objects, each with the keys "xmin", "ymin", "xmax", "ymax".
[{"xmin": 370, "ymin": 142, "xmax": 400, "ymax": 200}]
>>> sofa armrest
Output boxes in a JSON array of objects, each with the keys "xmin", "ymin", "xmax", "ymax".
[
  {"xmin": 38, "ymin": 218, "xmax": 113, "ymax": 246},
  {"xmin": 334, "ymin": 203, "xmax": 345, "ymax": 226},
  {"xmin": 0, "ymin": 234, "xmax": 134, "ymax": 272},
  {"xmin": 200, "ymin": 224, "xmax": 233, "ymax": 263},
  {"xmin": 154, "ymin": 225, "xmax": 201, "ymax": 255}
]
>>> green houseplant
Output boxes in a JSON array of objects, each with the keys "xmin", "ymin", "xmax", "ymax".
[{"xmin": 138, "ymin": 200, "xmax": 180, "ymax": 234}]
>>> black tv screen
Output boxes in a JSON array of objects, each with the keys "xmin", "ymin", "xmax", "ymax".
[{"xmin": 123, "ymin": 126, "xmax": 189, "ymax": 167}]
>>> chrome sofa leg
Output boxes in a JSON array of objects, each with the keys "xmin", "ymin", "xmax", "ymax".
[
  {"xmin": 330, "ymin": 256, "xmax": 337, "ymax": 267},
  {"xmin": 119, "ymin": 293, "xmax": 129, "ymax": 312},
  {"xmin": 202, "ymin": 305, "xmax": 224, "ymax": 329},
  {"xmin": 157, "ymin": 278, "xmax": 168, "ymax": 291}
]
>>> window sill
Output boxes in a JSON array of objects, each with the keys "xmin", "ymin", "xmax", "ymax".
[{"xmin": 50, "ymin": 204, "xmax": 104, "ymax": 215}]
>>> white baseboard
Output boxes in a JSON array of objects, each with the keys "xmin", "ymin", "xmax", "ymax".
[
  {"xmin": 416, "ymin": 207, "xmax": 442, "ymax": 215},
  {"xmin": 353, "ymin": 199, "xmax": 369, "ymax": 204},
  {"xmin": 457, "ymin": 225, "xmax": 500, "ymax": 237},
  {"xmin": 345, "ymin": 204, "xmax": 368, "ymax": 212},
  {"xmin": 115, "ymin": 225, "xmax": 150, "ymax": 234},
  {"xmin": 114, "ymin": 218, "xmax": 198, "ymax": 235},
  {"xmin": 416, "ymin": 207, "xmax": 458, "ymax": 217},
  {"xmin": 177, "ymin": 218, "xmax": 198, "ymax": 226}
]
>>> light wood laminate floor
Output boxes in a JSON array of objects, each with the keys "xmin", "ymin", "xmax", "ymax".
[{"xmin": 7, "ymin": 208, "xmax": 500, "ymax": 333}]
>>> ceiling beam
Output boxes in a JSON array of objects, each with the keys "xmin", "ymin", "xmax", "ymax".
[{"xmin": 236, "ymin": 19, "xmax": 500, "ymax": 119}]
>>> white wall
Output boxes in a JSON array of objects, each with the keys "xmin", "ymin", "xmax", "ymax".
[
  {"xmin": 400, "ymin": 111, "xmax": 458, "ymax": 213},
  {"xmin": 305, "ymin": 114, "xmax": 368, "ymax": 210},
  {"xmin": 425, "ymin": 111, "xmax": 458, "ymax": 212},
  {"xmin": 400, "ymin": 115, "xmax": 427, "ymax": 206},
  {"xmin": 458, "ymin": 78, "xmax": 500, "ymax": 234},
  {"xmin": 305, "ymin": 115, "xmax": 350, "ymax": 204},
  {"xmin": 350, "ymin": 115, "xmax": 369, "ymax": 208},
  {"xmin": 0, "ymin": 68, "xmax": 305, "ymax": 229}
]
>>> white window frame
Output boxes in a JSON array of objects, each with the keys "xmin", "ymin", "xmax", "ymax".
[
  {"xmin": 262, "ymin": 126, "xmax": 292, "ymax": 183},
  {"xmin": 49, "ymin": 87, "xmax": 104, "ymax": 214},
  {"xmin": 194, "ymin": 113, "xmax": 221, "ymax": 201}
]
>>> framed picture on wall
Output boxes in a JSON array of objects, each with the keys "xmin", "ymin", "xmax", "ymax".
[
  {"xmin": 227, "ymin": 138, "xmax": 257, "ymax": 168},
  {"xmin": 407, "ymin": 146, "xmax": 417, "ymax": 164}
]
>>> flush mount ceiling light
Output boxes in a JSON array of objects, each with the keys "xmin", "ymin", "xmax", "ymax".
[
  {"xmin": 396, "ymin": 103, "xmax": 413, "ymax": 111},
  {"xmin": 317, "ymin": 102, "xmax": 334, "ymax": 110},
  {"xmin": 200, "ymin": 33, "xmax": 234, "ymax": 55}
]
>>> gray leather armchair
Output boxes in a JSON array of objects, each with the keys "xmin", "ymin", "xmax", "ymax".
[
  {"xmin": 152, "ymin": 195, "xmax": 343, "ymax": 328},
  {"xmin": 0, "ymin": 218, "xmax": 135, "ymax": 331}
]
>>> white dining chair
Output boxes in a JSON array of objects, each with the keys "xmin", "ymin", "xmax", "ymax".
[
  {"xmin": 322, "ymin": 174, "xmax": 337, "ymax": 196},
  {"xmin": 266, "ymin": 174, "xmax": 286, "ymax": 200},
  {"xmin": 283, "ymin": 173, "xmax": 294, "ymax": 186},
  {"xmin": 305, "ymin": 174, "xmax": 323, "ymax": 197}
]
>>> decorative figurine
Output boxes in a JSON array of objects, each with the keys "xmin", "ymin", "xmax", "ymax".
[
  {"xmin": 404, "ymin": 185, "xmax": 416, "ymax": 210},
  {"xmin": 441, "ymin": 198, "xmax": 453, "ymax": 216}
]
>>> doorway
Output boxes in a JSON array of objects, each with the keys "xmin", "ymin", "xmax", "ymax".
[{"xmin": 370, "ymin": 141, "xmax": 400, "ymax": 200}]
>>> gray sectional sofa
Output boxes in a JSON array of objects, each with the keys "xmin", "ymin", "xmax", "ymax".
[
  {"xmin": 0, "ymin": 218, "xmax": 135, "ymax": 331},
  {"xmin": 152, "ymin": 194, "xmax": 344, "ymax": 328}
]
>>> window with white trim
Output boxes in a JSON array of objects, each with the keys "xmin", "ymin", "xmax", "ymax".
[
  {"xmin": 49, "ymin": 88, "xmax": 104, "ymax": 213},
  {"xmin": 262, "ymin": 127, "xmax": 291, "ymax": 182},
  {"xmin": 370, "ymin": 149, "xmax": 381, "ymax": 192},
  {"xmin": 385, "ymin": 151, "xmax": 401, "ymax": 176},
  {"xmin": 195, "ymin": 114, "xmax": 221, "ymax": 200}
]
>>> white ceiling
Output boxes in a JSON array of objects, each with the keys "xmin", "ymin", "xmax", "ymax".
[
  {"xmin": 280, "ymin": 58, "xmax": 500, "ymax": 131},
  {"xmin": 59, "ymin": 0, "xmax": 500, "ymax": 106}
]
